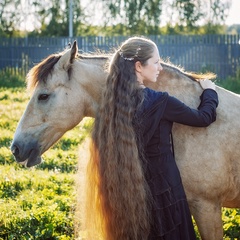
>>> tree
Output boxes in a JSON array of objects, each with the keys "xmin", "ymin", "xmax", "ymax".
[
  {"xmin": 0, "ymin": 0, "xmax": 85, "ymax": 37},
  {"xmin": 31, "ymin": 0, "xmax": 83, "ymax": 37},
  {"xmin": 209, "ymin": 0, "xmax": 231, "ymax": 25},
  {"xmin": 97, "ymin": 0, "xmax": 232, "ymax": 35},
  {"xmin": 0, "ymin": 0, "xmax": 233, "ymax": 37},
  {"xmin": 166, "ymin": 0, "xmax": 231, "ymax": 34},
  {"xmin": 174, "ymin": 0, "xmax": 203, "ymax": 31},
  {"xmin": 203, "ymin": 0, "xmax": 232, "ymax": 33},
  {"xmin": 0, "ymin": 0, "xmax": 22, "ymax": 37},
  {"xmin": 101, "ymin": 0, "xmax": 163, "ymax": 35}
]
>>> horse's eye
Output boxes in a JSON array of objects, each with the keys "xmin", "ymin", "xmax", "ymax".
[{"xmin": 38, "ymin": 94, "xmax": 49, "ymax": 101}]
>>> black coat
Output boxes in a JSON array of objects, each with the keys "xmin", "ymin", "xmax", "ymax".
[{"xmin": 135, "ymin": 88, "xmax": 218, "ymax": 240}]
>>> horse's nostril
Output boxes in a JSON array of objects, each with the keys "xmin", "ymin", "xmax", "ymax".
[{"xmin": 11, "ymin": 144, "xmax": 20, "ymax": 158}]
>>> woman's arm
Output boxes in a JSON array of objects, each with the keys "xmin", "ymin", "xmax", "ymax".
[{"xmin": 163, "ymin": 80, "xmax": 219, "ymax": 127}]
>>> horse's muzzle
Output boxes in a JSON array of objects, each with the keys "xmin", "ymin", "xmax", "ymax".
[{"xmin": 10, "ymin": 140, "xmax": 42, "ymax": 167}]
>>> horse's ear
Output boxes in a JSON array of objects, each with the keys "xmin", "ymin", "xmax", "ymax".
[
  {"xmin": 57, "ymin": 41, "xmax": 78, "ymax": 70},
  {"xmin": 67, "ymin": 42, "xmax": 71, "ymax": 49},
  {"xmin": 70, "ymin": 41, "xmax": 78, "ymax": 63}
]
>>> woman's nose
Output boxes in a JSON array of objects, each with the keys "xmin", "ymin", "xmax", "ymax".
[{"xmin": 159, "ymin": 63, "xmax": 163, "ymax": 71}]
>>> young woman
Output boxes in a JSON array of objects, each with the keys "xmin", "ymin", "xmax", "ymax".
[{"xmin": 84, "ymin": 36, "xmax": 218, "ymax": 240}]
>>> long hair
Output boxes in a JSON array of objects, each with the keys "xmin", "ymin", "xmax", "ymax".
[{"xmin": 84, "ymin": 37, "xmax": 156, "ymax": 240}]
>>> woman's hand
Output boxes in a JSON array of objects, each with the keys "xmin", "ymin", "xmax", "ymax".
[{"xmin": 199, "ymin": 79, "xmax": 216, "ymax": 90}]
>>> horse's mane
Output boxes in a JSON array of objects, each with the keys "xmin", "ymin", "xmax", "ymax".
[
  {"xmin": 161, "ymin": 61, "xmax": 216, "ymax": 81},
  {"xmin": 26, "ymin": 50, "xmax": 109, "ymax": 93},
  {"xmin": 77, "ymin": 52, "xmax": 110, "ymax": 60},
  {"xmin": 26, "ymin": 49, "xmax": 216, "ymax": 93}
]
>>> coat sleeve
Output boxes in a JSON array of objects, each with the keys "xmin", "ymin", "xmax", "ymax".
[{"xmin": 163, "ymin": 89, "xmax": 219, "ymax": 127}]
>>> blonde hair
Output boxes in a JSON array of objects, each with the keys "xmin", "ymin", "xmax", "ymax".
[{"xmin": 83, "ymin": 37, "xmax": 156, "ymax": 240}]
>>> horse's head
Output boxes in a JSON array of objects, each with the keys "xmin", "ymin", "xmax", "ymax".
[{"xmin": 11, "ymin": 41, "xmax": 107, "ymax": 167}]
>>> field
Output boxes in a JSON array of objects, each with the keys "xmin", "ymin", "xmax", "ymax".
[{"xmin": 0, "ymin": 86, "xmax": 240, "ymax": 239}]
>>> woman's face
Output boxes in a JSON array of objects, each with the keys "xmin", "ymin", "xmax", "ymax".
[{"xmin": 135, "ymin": 46, "xmax": 162, "ymax": 84}]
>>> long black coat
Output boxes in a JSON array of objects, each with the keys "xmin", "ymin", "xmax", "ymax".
[{"xmin": 135, "ymin": 88, "xmax": 218, "ymax": 240}]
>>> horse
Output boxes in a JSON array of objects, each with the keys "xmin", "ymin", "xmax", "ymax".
[{"xmin": 11, "ymin": 41, "xmax": 240, "ymax": 240}]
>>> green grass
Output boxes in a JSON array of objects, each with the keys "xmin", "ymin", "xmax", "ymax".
[
  {"xmin": 217, "ymin": 67, "xmax": 240, "ymax": 94},
  {"xmin": 0, "ymin": 85, "xmax": 240, "ymax": 239},
  {"xmin": 0, "ymin": 69, "xmax": 26, "ymax": 88},
  {"xmin": 0, "ymin": 166, "xmax": 75, "ymax": 239}
]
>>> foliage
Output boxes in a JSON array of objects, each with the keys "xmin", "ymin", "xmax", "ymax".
[
  {"xmin": 174, "ymin": 0, "xmax": 204, "ymax": 31},
  {"xmin": 223, "ymin": 208, "xmax": 240, "ymax": 238},
  {"xmin": 218, "ymin": 67, "xmax": 240, "ymax": 94},
  {"xmin": 0, "ymin": 0, "xmax": 22, "ymax": 37},
  {"xmin": 0, "ymin": 0, "xmax": 234, "ymax": 37},
  {"xmin": 227, "ymin": 24, "xmax": 240, "ymax": 34},
  {"xmin": 0, "ymin": 0, "xmax": 84, "ymax": 37},
  {"xmin": 102, "ymin": 0, "xmax": 163, "ymax": 35},
  {"xmin": 0, "ymin": 166, "xmax": 75, "ymax": 239},
  {"xmin": 36, "ymin": 0, "xmax": 83, "ymax": 37},
  {"xmin": 97, "ymin": 0, "xmax": 230, "ymax": 35},
  {"xmin": 0, "ymin": 68, "xmax": 26, "ymax": 88}
]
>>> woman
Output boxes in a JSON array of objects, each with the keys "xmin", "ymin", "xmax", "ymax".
[{"xmin": 84, "ymin": 36, "xmax": 218, "ymax": 240}]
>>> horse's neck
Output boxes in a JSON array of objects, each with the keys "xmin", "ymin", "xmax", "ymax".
[
  {"xmin": 74, "ymin": 60, "xmax": 107, "ymax": 117},
  {"xmin": 147, "ymin": 66, "xmax": 202, "ymax": 106}
]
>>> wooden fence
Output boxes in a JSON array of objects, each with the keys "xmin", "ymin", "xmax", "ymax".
[{"xmin": 0, "ymin": 34, "xmax": 239, "ymax": 79}]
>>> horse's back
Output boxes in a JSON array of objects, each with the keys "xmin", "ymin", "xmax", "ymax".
[{"xmin": 149, "ymin": 66, "xmax": 240, "ymax": 207}]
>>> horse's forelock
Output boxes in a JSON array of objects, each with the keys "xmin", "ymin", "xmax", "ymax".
[{"xmin": 27, "ymin": 54, "xmax": 62, "ymax": 92}]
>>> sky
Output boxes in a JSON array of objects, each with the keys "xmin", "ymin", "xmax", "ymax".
[{"xmin": 225, "ymin": 0, "xmax": 240, "ymax": 25}]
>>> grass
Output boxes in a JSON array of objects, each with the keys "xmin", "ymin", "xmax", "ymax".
[
  {"xmin": 0, "ymin": 166, "xmax": 75, "ymax": 239},
  {"xmin": 217, "ymin": 67, "xmax": 240, "ymax": 94}
]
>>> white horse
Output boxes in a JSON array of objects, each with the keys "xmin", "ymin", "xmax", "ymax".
[{"xmin": 11, "ymin": 41, "xmax": 240, "ymax": 239}]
